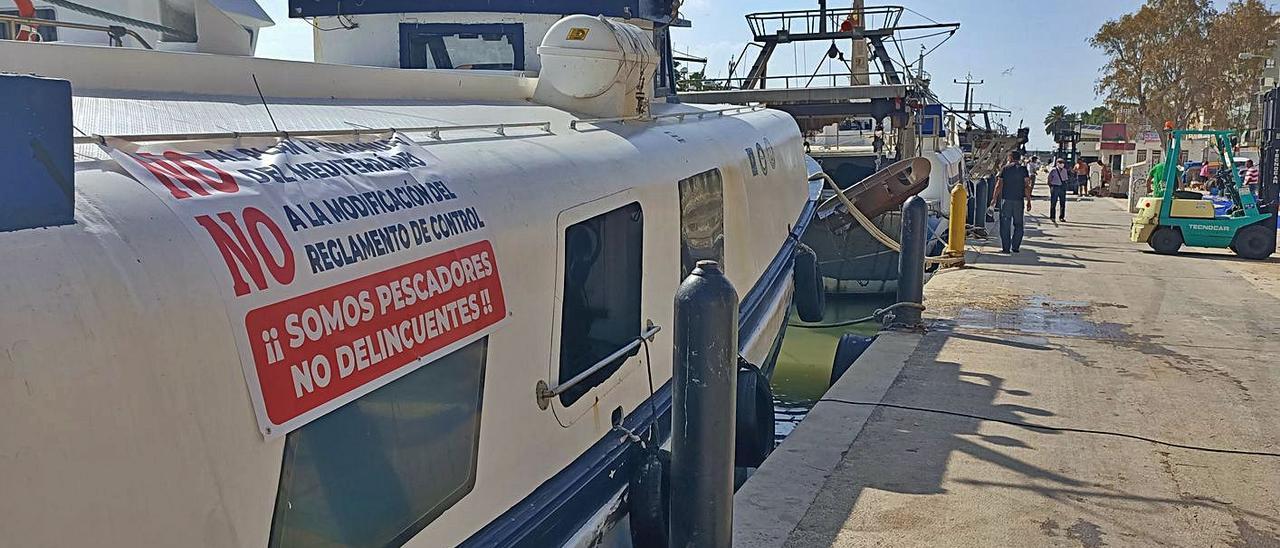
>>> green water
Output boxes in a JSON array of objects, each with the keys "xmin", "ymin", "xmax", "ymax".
[{"xmin": 772, "ymin": 294, "xmax": 893, "ymax": 444}]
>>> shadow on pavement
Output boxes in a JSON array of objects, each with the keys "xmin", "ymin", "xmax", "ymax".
[
  {"xmin": 785, "ymin": 325, "xmax": 1280, "ymax": 548},
  {"xmin": 1141, "ymin": 249, "xmax": 1280, "ymax": 265}
]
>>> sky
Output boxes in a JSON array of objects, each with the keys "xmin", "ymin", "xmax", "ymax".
[
  {"xmin": 667, "ymin": 0, "xmax": 1154, "ymax": 151},
  {"xmin": 254, "ymin": 0, "xmax": 1162, "ymax": 150}
]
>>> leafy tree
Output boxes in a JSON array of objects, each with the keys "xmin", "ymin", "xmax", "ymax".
[
  {"xmin": 1092, "ymin": 0, "xmax": 1279, "ymax": 133},
  {"xmin": 674, "ymin": 61, "xmax": 727, "ymax": 92},
  {"xmin": 677, "ymin": 70, "xmax": 728, "ymax": 92},
  {"xmin": 1044, "ymin": 105, "xmax": 1070, "ymax": 135},
  {"xmin": 1204, "ymin": 0, "xmax": 1279, "ymax": 128},
  {"xmin": 1080, "ymin": 106, "xmax": 1114, "ymax": 125}
]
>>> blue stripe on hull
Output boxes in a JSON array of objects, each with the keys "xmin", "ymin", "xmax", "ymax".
[
  {"xmin": 459, "ymin": 384, "xmax": 672, "ymax": 548},
  {"xmin": 461, "ymin": 189, "xmax": 817, "ymax": 548}
]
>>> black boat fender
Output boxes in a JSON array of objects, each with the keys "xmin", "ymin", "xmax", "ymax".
[
  {"xmin": 792, "ymin": 243, "xmax": 825, "ymax": 322},
  {"xmin": 628, "ymin": 442, "xmax": 670, "ymax": 548},
  {"xmin": 735, "ymin": 357, "xmax": 775, "ymax": 468},
  {"xmin": 829, "ymin": 333, "xmax": 875, "ymax": 386}
]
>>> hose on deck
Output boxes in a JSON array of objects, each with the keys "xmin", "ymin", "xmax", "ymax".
[{"xmin": 40, "ymin": 0, "xmax": 194, "ymax": 41}]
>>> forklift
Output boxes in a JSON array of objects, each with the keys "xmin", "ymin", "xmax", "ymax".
[{"xmin": 1130, "ymin": 91, "xmax": 1279, "ymax": 260}]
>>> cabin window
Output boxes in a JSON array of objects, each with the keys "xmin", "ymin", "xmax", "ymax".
[
  {"xmin": 0, "ymin": 9, "xmax": 58, "ymax": 42},
  {"xmin": 400, "ymin": 23, "xmax": 524, "ymax": 71},
  {"xmin": 678, "ymin": 169, "xmax": 725, "ymax": 278},
  {"xmin": 558, "ymin": 202, "xmax": 644, "ymax": 406},
  {"xmin": 269, "ymin": 338, "xmax": 488, "ymax": 548}
]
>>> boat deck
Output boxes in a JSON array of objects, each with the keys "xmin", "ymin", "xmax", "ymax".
[{"xmin": 736, "ymin": 188, "xmax": 1280, "ymax": 546}]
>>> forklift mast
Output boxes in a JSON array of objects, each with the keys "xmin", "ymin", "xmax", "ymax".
[{"xmin": 1260, "ymin": 88, "xmax": 1280, "ymax": 219}]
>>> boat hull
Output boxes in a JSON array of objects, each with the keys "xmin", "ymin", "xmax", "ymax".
[{"xmin": 460, "ymin": 190, "xmax": 815, "ymax": 548}]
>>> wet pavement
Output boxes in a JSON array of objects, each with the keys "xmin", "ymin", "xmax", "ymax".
[{"xmin": 736, "ymin": 193, "xmax": 1280, "ymax": 547}]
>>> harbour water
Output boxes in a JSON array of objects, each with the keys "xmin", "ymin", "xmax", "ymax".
[{"xmin": 771, "ymin": 294, "xmax": 895, "ymax": 444}]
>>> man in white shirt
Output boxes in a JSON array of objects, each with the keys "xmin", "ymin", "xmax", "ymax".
[{"xmin": 1047, "ymin": 158, "xmax": 1070, "ymax": 222}]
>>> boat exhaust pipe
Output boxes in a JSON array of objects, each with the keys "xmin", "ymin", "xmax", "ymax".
[{"xmin": 671, "ymin": 260, "xmax": 738, "ymax": 547}]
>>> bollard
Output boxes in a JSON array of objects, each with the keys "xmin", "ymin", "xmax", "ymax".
[
  {"xmin": 671, "ymin": 260, "xmax": 738, "ymax": 548},
  {"xmin": 945, "ymin": 182, "xmax": 968, "ymax": 262},
  {"xmin": 895, "ymin": 196, "xmax": 927, "ymax": 327},
  {"xmin": 972, "ymin": 178, "xmax": 989, "ymax": 231}
]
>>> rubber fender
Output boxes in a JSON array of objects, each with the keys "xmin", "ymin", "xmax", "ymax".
[
  {"xmin": 628, "ymin": 445, "xmax": 671, "ymax": 548},
  {"xmin": 735, "ymin": 358, "xmax": 776, "ymax": 468},
  {"xmin": 829, "ymin": 333, "xmax": 875, "ymax": 386},
  {"xmin": 793, "ymin": 243, "xmax": 826, "ymax": 322}
]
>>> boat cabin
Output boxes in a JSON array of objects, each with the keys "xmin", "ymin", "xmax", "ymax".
[{"xmin": 294, "ymin": 0, "xmax": 685, "ymax": 97}]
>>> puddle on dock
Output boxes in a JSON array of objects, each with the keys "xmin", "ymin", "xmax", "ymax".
[
  {"xmin": 772, "ymin": 294, "xmax": 892, "ymax": 445},
  {"xmin": 947, "ymin": 296, "xmax": 1128, "ymax": 340}
]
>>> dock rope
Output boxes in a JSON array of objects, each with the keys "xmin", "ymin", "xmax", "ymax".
[
  {"xmin": 789, "ymin": 301, "xmax": 924, "ymax": 329},
  {"xmin": 816, "ymin": 399, "xmax": 1280, "ymax": 458},
  {"xmin": 810, "ymin": 172, "xmax": 966, "ymax": 267}
]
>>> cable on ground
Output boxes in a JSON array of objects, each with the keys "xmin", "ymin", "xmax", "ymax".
[{"xmin": 816, "ymin": 398, "xmax": 1280, "ymax": 458}]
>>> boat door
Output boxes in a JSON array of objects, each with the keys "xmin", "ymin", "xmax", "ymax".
[{"xmin": 545, "ymin": 189, "xmax": 654, "ymax": 426}]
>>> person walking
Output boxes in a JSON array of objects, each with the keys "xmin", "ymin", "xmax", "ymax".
[
  {"xmin": 991, "ymin": 151, "xmax": 1032, "ymax": 253},
  {"xmin": 1244, "ymin": 159, "xmax": 1260, "ymax": 196},
  {"xmin": 1047, "ymin": 157, "xmax": 1070, "ymax": 222}
]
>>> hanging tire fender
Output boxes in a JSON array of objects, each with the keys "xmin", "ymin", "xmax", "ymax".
[
  {"xmin": 793, "ymin": 243, "xmax": 826, "ymax": 322},
  {"xmin": 829, "ymin": 333, "xmax": 875, "ymax": 386},
  {"xmin": 627, "ymin": 445, "xmax": 671, "ymax": 548},
  {"xmin": 735, "ymin": 357, "xmax": 776, "ymax": 468}
]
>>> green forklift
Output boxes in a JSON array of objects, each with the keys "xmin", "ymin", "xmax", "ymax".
[{"xmin": 1131, "ymin": 93, "xmax": 1279, "ymax": 259}]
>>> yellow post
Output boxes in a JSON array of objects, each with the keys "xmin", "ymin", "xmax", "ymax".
[{"xmin": 945, "ymin": 183, "xmax": 968, "ymax": 264}]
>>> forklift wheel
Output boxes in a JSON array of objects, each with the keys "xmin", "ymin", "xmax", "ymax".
[
  {"xmin": 1232, "ymin": 225, "xmax": 1275, "ymax": 260},
  {"xmin": 1149, "ymin": 227, "xmax": 1183, "ymax": 255}
]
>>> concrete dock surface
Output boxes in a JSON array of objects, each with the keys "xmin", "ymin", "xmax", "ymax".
[{"xmin": 736, "ymin": 193, "xmax": 1280, "ymax": 547}]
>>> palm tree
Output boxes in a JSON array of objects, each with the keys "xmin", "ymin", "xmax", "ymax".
[{"xmin": 1044, "ymin": 105, "xmax": 1069, "ymax": 135}]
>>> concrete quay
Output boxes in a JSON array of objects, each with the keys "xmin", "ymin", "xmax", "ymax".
[{"xmin": 736, "ymin": 193, "xmax": 1280, "ymax": 547}]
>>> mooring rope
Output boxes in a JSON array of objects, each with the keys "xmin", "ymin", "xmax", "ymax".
[{"xmin": 809, "ymin": 172, "xmax": 965, "ymax": 266}]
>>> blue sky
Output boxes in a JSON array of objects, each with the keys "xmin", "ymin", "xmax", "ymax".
[{"xmin": 255, "ymin": 1, "xmax": 1158, "ymax": 150}]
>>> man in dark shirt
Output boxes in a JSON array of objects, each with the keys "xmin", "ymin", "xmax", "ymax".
[{"xmin": 990, "ymin": 151, "xmax": 1032, "ymax": 253}]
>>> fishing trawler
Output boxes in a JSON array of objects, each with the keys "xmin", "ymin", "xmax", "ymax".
[
  {"xmin": 682, "ymin": 3, "xmax": 1022, "ymax": 294},
  {"xmin": 0, "ymin": 1, "xmax": 824, "ymax": 546}
]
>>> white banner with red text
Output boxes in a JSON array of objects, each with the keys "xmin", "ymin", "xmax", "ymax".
[{"xmin": 104, "ymin": 133, "xmax": 506, "ymax": 438}]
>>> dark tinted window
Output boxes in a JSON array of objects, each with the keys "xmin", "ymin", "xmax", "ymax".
[
  {"xmin": 400, "ymin": 23, "xmax": 524, "ymax": 70},
  {"xmin": 270, "ymin": 338, "xmax": 488, "ymax": 548},
  {"xmin": 558, "ymin": 202, "xmax": 644, "ymax": 406}
]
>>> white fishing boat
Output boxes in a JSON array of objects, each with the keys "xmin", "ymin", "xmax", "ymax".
[{"xmin": 0, "ymin": 1, "xmax": 823, "ymax": 546}]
